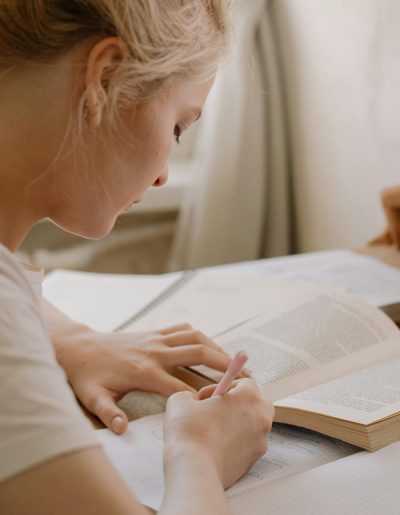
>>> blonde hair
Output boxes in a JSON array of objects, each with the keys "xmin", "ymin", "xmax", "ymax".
[
  {"xmin": 0, "ymin": 1, "xmax": 231, "ymax": 104},
  {"xmin": 0, "ymin": 1, "xmax": 231, "ymax": 195}
]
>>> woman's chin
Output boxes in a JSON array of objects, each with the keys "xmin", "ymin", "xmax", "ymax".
[{"xmin": 49, "ymin": 216, "xmax": 117, "ymax": 241}]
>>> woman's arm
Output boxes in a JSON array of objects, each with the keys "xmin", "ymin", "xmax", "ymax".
[
  {"xmin": 0, "ymin": 380, "xmax": 273, "ymax": 515},
  {"xmin": 161, "ymin": 443, "xmax": 230, "ymax": 515},
  {"xmin": 0, "ymin": 447, "xmax": 151, "ymax": 515},
  {"xmin": 0, "ymin": 446, "xmax": 229, "ymax": 515}
]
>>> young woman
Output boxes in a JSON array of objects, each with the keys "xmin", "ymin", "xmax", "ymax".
[{"xmin": 0, "ymin": 2, "xmax": 274, "ymax": 514}]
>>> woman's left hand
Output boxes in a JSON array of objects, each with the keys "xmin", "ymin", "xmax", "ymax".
[{"xmin": 45, "ymin": 300, "xmax": 233, "ymax": 434}]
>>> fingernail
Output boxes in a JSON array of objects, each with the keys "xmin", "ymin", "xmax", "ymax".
[{"xmin": 111, "ymin": 415, "xmax": 124, "ymax": 434}]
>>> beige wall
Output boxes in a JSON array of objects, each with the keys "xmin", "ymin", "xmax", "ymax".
[{"xmin": 273, "ymin": 0, "xmax": 400, "ymax": 251}]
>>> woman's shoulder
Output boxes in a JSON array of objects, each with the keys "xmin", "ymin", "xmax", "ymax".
[
  {"xmin": 0, "ymin": 243, "xmax": 45, "ymax": 347},
  {"xmin": 0, "ymin": 243, "xmax": 37, "ymax": 298},
  {"xmin": 0, "ymin": 244, "xmax": 98, "ymax": 486}
]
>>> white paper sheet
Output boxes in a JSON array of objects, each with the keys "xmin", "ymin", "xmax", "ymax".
[
  {"xmin": 203, "ymin": 250, "xmax": 400, "ymax": 307},
  {"xmin": 43, "ymin": 270, "xmax": 179, "ymax": 332},
  {"xmin": 98, "ymin": 414, "xmax": 165, "ymax": 510}
]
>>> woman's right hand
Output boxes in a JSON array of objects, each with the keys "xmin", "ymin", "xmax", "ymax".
[
  {"xmin": 163, "ymin": 379, "xmax": 274, "ymax": 489},
  {"xmin": 369, "ymin": 186, "xmax": 400, "ymax": 249}
]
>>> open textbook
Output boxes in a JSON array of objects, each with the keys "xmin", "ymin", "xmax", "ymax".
[
  {"xmin": 117, "ymin": 284, "xmax": 400, "ymax": 449},
  {"xmin": 195, "ymin": 286, "xmax": 400, "ymax": 451},
  {"xmin": 43, "ymin": 250, "xmax": 400, "ymax": 448}
]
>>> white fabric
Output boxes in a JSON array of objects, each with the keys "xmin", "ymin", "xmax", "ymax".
[
  {"xmin": 20, "ymin": 260, "xmax": 44, "ymax": 302},
  {"xmin": 272, "ymin": 0, "xmax": 400, "ymax": 250},
  {"xmin": 0, "ymin": 244, "xmax": 98, "ymax": 484},
  {"xmin": 168, "ymin": 0, "xmax": 292, "ymax": 270}
]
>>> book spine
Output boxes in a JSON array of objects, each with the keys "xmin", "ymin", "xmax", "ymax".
[{"xmin": 113, "ymin": 270, "xmax": 196, "ymax": 332}]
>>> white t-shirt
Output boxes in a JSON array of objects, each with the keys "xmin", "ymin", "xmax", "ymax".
[{"xmin": 0, "ymin": 244, "xmax": 98, "ymax": 484}]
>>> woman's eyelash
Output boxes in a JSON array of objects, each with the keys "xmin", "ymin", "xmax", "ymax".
[{"xmin": 174, "ymin": 126, "xmax": 181, "ymax": 144}]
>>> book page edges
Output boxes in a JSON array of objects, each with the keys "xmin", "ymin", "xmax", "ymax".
[{"xmin": 274, "ymin": 405, "xmax": 400, "ymax": 451}]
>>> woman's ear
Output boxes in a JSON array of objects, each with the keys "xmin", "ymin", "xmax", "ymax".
[{"xmin": 83, "ymin": 37, "xmax": 127, "ymax": 127}]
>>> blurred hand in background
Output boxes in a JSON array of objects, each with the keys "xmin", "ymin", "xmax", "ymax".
[{"xmin": 369, "ymin": 186, "xmax": 400, "ymax": 249}]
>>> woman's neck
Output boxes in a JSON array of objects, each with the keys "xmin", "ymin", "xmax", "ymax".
[
  {"xmin": 0, "ymin": 184, "xmax": 44, "ymax": 251},
  {"xmin": 0, "ymin": 65, "xmax": 60, "ymax": 251}
]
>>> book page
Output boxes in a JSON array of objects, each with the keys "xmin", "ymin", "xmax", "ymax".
[
  {"xmin": 97, "ymin": 414, "xmax": 357, "ymax": 511},
  {"xmin": 201, "ymin": 287, "xmax": 400, "ymax": 401},
  {"xmin": 129, "ymin": 273, "xmax": 317, "ymax": 337},
  {"xmin": 275, "ymin": 254, "xmax": 400, "ymax": 308},
  {"xmin": 276, "ymin": 356, "xmax": 400, "ymax": 424},
  {"xmin": 204, "ymin": 250, "xmax": 400, "ymax": 307},
  {"xmin": 203, "ymin": 250, "xmax": 356, "ymax": 277},
  {"xmin": 43, "ymin": 270, "xmax": 179, "ymax": 332},
  {"xmin": 229, "ymin": 442, "xmax": 400, "ymax": 515}
]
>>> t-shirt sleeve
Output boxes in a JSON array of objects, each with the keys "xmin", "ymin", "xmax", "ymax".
[{"xmin": 0, "ymin": 249, "xmax": 98, "ymax": 484}]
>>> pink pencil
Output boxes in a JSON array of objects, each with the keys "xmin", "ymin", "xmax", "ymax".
[{"xmin": 212, "ymin": 350, "xmax": 249, "ymax": 397}]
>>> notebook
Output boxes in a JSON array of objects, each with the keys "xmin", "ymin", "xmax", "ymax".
[
  {"xmin": 228, "ymin": 441, "xmax": 400, "ymax": 515},
  {"xmin": 98, "ymin": 412, "xmax": 400, "ymax": 514}
]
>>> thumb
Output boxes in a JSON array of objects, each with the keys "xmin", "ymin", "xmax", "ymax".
[{"xmin": 86, "ymin": 387, "xmax": 129, "ymax": 435}]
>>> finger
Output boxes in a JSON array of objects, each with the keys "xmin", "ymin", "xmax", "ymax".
[
  {"xmin": 198, "ymin": 384, "xmax": 218, "ymax": 400},
  {"xmin": 162, "ymin": 329, "xmax": 229, "ymax": 356},
  {"xmin": 85, "ymin": 387, "xmax": 129, "ymax": 435},
  {"xmin": 240, "ymin": 367, "xmax": 252, "ymax": 378},
  {"xmin": 161, "ymin": 344, "xmax": 231, "ymax": 373},
  {"xmin": 198, "ymin": 380, "xmax": 242, "ymax": 399},
  {"xmin": 151, "ymin": 371, "xmax": 196, "ymax": 397},
  {"xmin": 162, "ymin": 330, "xmax": 249, "ymax": 374},
  {"xmin": 158, "ymin": 323, "xmax": 193, "ymax": 335},
  {"xmin": 227, "ymin": 378, "xmax": 261, "ymax": 398}
]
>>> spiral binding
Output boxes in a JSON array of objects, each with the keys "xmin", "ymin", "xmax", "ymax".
[{"xmin": 113, "ymin": 269, "xmax": 197, "ymax": 332}]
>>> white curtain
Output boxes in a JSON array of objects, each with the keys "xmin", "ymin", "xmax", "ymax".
[{"xmin": 168, "ymin": 0, "xmax": 292, "ymax": 270}]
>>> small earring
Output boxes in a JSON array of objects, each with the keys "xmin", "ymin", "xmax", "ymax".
[
  {"xmin": 83, "ymin": 101, "xmax": 98, "ymax": 120},
  {"xmin": 83, "ymin": 102, "xmax": 89, "ymax": 120}
]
